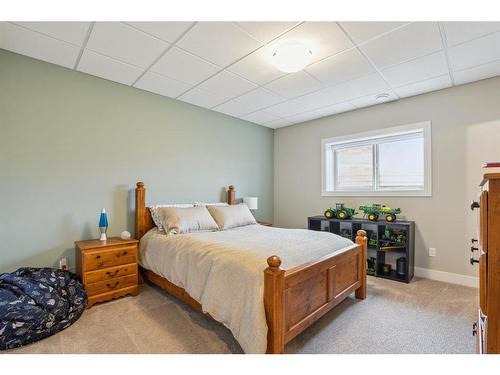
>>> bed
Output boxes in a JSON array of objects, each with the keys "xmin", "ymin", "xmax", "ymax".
[{"xmin": 135, "ymin": 182, "xmax": 367, "ymax": 354}]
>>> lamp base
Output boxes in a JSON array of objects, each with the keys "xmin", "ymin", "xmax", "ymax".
[{"xmin": 99, "ymin": 233, "xmax": 107, "ymax": 241}]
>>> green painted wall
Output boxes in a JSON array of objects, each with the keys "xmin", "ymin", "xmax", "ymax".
[{"xmin": 0, "ymin": 49, "xmax": 274, "ymax": 273}]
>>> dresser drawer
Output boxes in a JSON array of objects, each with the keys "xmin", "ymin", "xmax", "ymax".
[
  {"xmin": 84, "ymin": 246, "xmax": 137, "ymax": 271},
  {"xmin": 85, "ymin": 274, "xmax": 138, "ymax": 296},
  {"xmin": 85, "ymin": 263, "xmax": 137, "ymax": 284}
]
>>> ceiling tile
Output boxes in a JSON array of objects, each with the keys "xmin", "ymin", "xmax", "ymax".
[
  {"xmin": 264, "ymin": 71, "xmax": 323, "ymax": 99},
  {"xmin": 447, "ymin": 32, "xmax": 500, "ymax": 72},
  {"xmin": 13, "ymin": 22, "xmax": 91, "ymax": 46},
  {"xmin": 340, "ymin": 22, "xmax": 409, "ymax": 44},
  {"xmin": 235, "ymin": 22, "xmax": 299, "ymax": 43},
  {"xmin": 285, "ymin": 110, "xmax": 323, "ymax": 124},
  {"xmin": 393, "ymin": 74, "xmax": 452, "ymax": 98},
  {"xmin": 297, "ymin": 73, "xmax": 390, "ymax": 109},
  {"xmin": 0, "ymin": 22, "xmax": 80, "ymax": 68},
  {"xmin": 360, "ymin": 22, "xmax": 443, "ymax": 69},
  {"xmin": 150, "ymin": 46, "xmax": 219, "ymax": 85},
  {"xmin": 77, "ymin": 49, "xmax": 143, "ymax": 85},
  {"xmin": 219, "ymin": 87, "xmax": 285, "ymax": 115},
  {"xmin": 453, "ymin": 60, "xmax": 500, "ymax": 85},
  {"xmin": 242, "ymin": 111, "xmax": 280, "ymax": 124},
  {"xmin": 266, "ymin": 118, "xmax": 294, "ymax": 129},
  {"xmin": 382, "ymin": 51, "xmax": 449, "ymax": 87},
  {"xmin": 271, "ymin": 101, "xmax": 357, "ymax": 124},
  {"xmin": 213, "ymin": 98, "xmax": 252, "ymax": 117},
  {"xmin": 315, "ymin": 102, "xmax": 357, "ymax": 117},
  {"xmin": 134, "ymin": 71, "xmax": 192, "ymax": 98},
  {"xmin": 442, "ymin": 22, "xmax": 500, "ymax": 47},
  {"xmin": 270, "ymin": 22, "xmax": 353, "ymax": 64},
  {"xmin": 176, "ymin": 22, "xmax": 262, "ymax": 67},
  {"xmin": 306, "ymin": 47, "xmax": 374, "ymax": 86},
  {"xmin": 177, "ymin": 87, "xmax": 230, "ymax": 109},
  {"xmin": 125, "ymin": 22, "xmax": 193, "ymax": 43},
  {"xmin": 86, "ymin": 22, "xmax": 168, "ymax": 68},
  {"xmin": 350, "ymin": 91, "xmax": 398, "ymax": 109},
  {"xmin": 227, "ymin": 46, "xmax": 286, "ymax": 85},
  {"xmin": 262, "ymin": 98, "xmax": 309, "ymax": 118},
  {"xmin": 197, "ymin": 70, "xmax": 257, "ymax": 101}
]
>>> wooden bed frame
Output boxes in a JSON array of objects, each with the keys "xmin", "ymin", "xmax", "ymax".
[{"xmin": 135, "ymin": 181, "xmax": 367, "ymax": 354}]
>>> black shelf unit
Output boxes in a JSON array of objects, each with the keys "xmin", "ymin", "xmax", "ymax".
[{"xmin": 308, "ymin": 216, "xmax": 415, "ymax": 283}]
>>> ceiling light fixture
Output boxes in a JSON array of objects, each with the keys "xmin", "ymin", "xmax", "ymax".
[
  {"xmin": 272, "ymin": 43, "xmax": 312, "ymax": 73},
  {"xmin": 375, "ymin": 93, "xmax": 390, "ymax": 103}
]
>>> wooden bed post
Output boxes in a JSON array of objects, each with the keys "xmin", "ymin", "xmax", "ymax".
[
  {"xmin": 355, "ymin": 229, "xmax": 368, "ymax": 300},
  {"xmin": 135, "ymin": 181, "xmax": 147, "ymax": 240},
  {"xmin": 227, "ymin": 185, "xmax": 236, "ymax": 205},
  {"xmin": 264, "ymin": 255, "xmax": 285, "ymax": 354}
]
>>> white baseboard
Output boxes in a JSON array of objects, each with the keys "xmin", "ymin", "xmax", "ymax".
[{"xmin": 414, "ymin": 267, "xmax": 478, "ymax": 288}]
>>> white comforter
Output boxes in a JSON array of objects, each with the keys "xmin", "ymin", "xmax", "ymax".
[{"xmin": 139, "ymin": 224, "xmax": 353, "ymax": 353}]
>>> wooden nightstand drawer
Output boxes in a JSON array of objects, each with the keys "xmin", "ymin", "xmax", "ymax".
[
  {"xmin": 85, "ymin": 273, "xmax": 138, "ymax": 296},
  {"xmin": 84, "ymin": 245, "xmax": 137, "ymax": 271},
  {"xmin": 75, "ymin": 237, "xmax": 139, "ymax": 308},
  {"xmin": 85, "ymin": 263, "xmax": 137, "ymax": 284}
]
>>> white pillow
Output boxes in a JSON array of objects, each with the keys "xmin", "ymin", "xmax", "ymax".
[
  {"xmin": 194, "ymin": 202, "xmax": 229, "ymax": 207},
  {"xmin": 156, "ymin": 206, "xmax": 219, "ymax": 235},
  {"xmin": 207, "ymin": 204, "xmax": 257, "ymax": 230},
  {"xmin": 149, "ymin": 204, "xmax": 193, "ymax": 230}
]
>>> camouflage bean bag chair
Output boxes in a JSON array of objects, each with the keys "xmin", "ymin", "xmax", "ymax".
[{"xmin": 0, "ymin": 267, "xmax": 87, "ymax": 350}]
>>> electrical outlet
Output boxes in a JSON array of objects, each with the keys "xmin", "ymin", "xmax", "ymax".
[{"xmin": 429, "ymin": 247, "xmax": 436, "ymax": 257}]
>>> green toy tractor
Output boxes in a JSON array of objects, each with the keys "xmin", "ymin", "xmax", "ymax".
[
  {"xmin": 359, "ymin": 204, "xmax": 401, "ymax": 222},
  {"xmin": 324, "ymin": 203, "xmax": 357, "ymax": 220}
]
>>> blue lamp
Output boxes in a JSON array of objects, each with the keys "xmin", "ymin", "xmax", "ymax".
[{"xmin": 99, "ymin": 208, "xmax": 108, "ymax": 241}]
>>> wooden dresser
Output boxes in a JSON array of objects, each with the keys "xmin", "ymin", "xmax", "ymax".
[
  {"xmin": 472, "ymin": 173, "xmax": 500, "ymax": 353},
  {"xmin": 75, "ymin": 237, "xmax": 139, "ymax": 308}
]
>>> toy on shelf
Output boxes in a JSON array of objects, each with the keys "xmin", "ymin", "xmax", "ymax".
[
  {"xmin": 381, "ymin": 228, "xmax": 407, "ymax": 245},
  {"xmin": 359, "ymin": 204, "xmax": 401, "ymax": 222},
  {"xmin": 367, "ymin": 257, "xmax": 377, "ymax": 276},
  {"xmin": 368, "ymin": 232, "xmax": 378, "ymax": 248},
  {"xmin": 324, "ymin": 203, "xmax": 357, "ymax": 220},
  {"xmin": 340, "ymin": 228, "xmax": 352, "ymax": 239}
]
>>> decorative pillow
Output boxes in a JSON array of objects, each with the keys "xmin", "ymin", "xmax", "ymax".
[
  {"xmin": 207, "ymin": 204, "xmax": 257, "ymax": 230},
  {"xmin": 194, "ymin": 202, "xmax": 229, "ymax": 207},
  {"xmin": 156, "ymin": 206, "xmax": 219, "ymax": 235},
  {"xmin": 149, "ymin": 204, "xmax": 193, "ymax": 230}
]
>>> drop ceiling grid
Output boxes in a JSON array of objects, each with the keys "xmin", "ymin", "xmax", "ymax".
[{"xmin": 1, "ymin": 21, "xmax": 500, "ymax": 129}]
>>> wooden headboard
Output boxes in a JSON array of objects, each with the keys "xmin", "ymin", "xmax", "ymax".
[{"xmin": 134, "ymin": 181, "xmax": 236, "ymax": 240}]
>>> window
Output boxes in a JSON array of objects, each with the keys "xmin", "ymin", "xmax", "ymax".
[{"xmin": 322, "ymin": 121, "xmax": 431, "ymax": 196}]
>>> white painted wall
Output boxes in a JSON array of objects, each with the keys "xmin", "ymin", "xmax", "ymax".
[{"xmin": 274, "ymin": 76, "xmax": 500, "ymax": 279}]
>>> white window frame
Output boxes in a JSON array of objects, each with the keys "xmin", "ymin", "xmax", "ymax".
[{"xmin": 321, "ymin": 121, "xmax": 432, "ymax": 197}]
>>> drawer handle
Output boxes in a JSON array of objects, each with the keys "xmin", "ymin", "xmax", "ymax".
[
  {"xmin": 470, "ymin": 257, "xmax": 479, "ymax": 265},
  {"xmin": 106, "ymin": 270, "xmax": 119, "ymax": 277},
  {"xmin": 471, "ymin": 246, "xmax": 479, "ymax": 252},
  {"xmin": 117, "ymin": 251, "xmax": 128, "ymax": 257},
  {"xmin": 107, "ymin": 281, "xmax": 120, "ymax": 289},
  {"xmin": 471, "ymin": 238, "xmax": 478, "ymax": 243},
  {"xmin": 470, "ymin": 201, "xmax": 480, "ymax": 210},
  {"xmin": 472, "ymin": 322, "xmax": 478, "ymax": 336},
  {"xmin": 95, "ymin": 255, "xmax": 101, "ymax": 259}
]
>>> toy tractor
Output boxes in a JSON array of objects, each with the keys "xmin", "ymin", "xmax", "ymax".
[
  {"xmin": 324, "ymin": 203, "xmax": 357, "ymax": 220},
  {"xmin": 359, "ymin": 204, "xmax": 401, "ymax": 222}
]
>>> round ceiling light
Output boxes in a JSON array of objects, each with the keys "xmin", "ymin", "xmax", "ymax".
[{"xmin": 272, "ymin": 43, "xmax": 312, "ymax": 73}]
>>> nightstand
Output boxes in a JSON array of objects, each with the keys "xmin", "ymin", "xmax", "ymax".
[
  {"xmin": 75, "ymin": 237, "xmax": 139, "ymax": 308},
  {"xmin": 258, "ymin": 221, "xmax": 273, "ymax": 227}
]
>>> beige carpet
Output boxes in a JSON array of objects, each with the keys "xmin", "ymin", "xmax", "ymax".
[{"xmin": 7, "ymin": 276, "xmax": 478, "ymax": 354}]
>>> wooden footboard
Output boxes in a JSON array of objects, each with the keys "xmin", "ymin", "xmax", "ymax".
[{"xmin": 264, "ymin": 230, "xmax": 367, "ymax": 354}]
